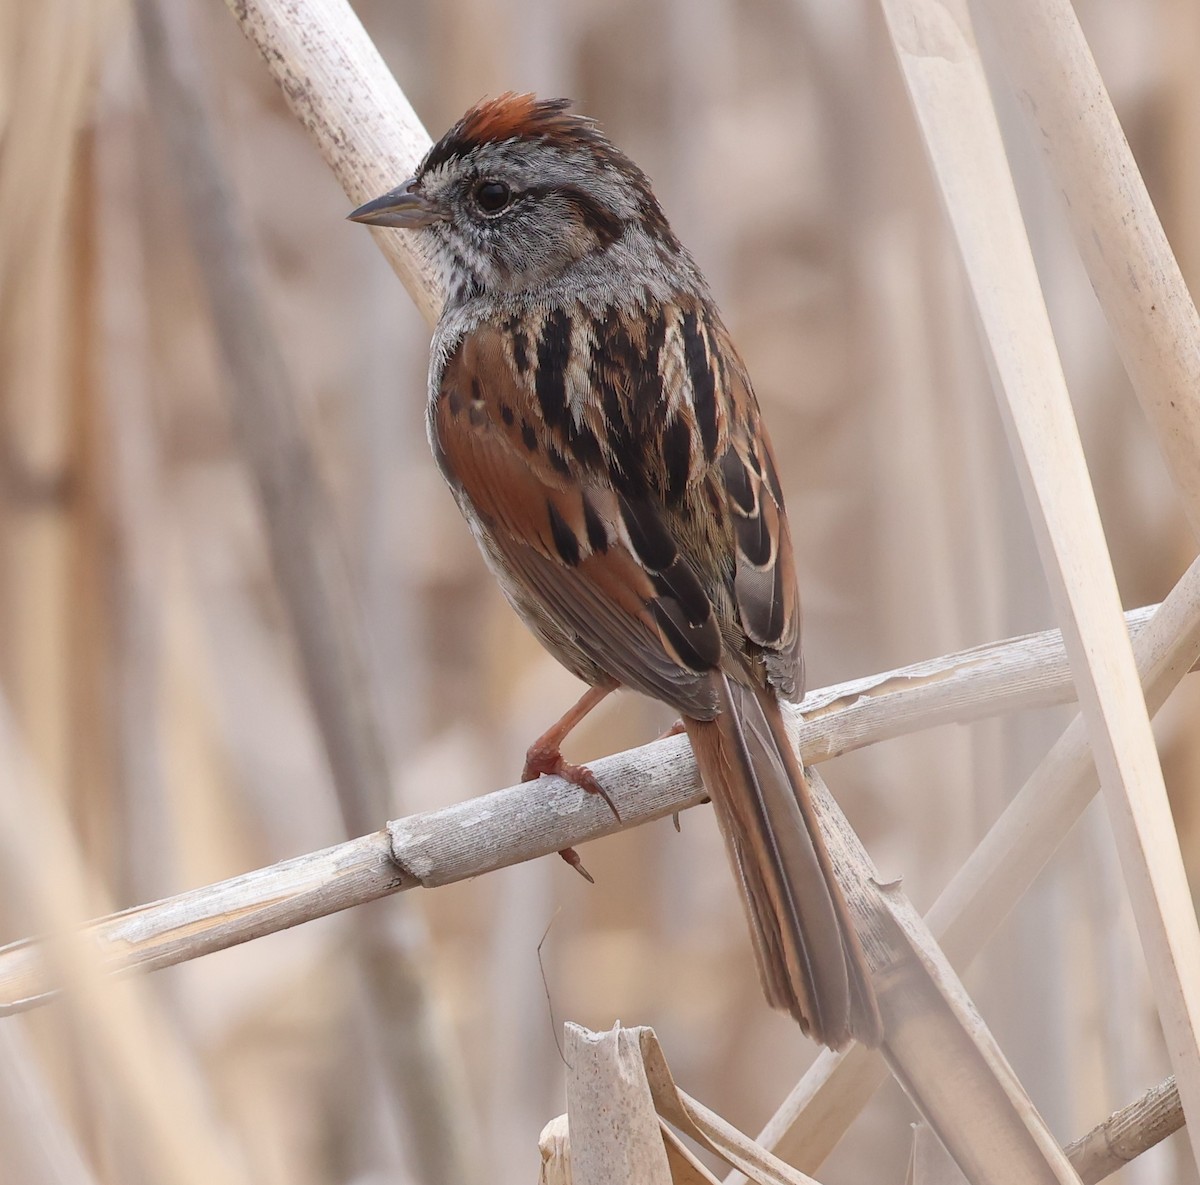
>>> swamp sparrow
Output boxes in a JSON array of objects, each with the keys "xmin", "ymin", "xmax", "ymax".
[{"xmin": 350, "ymin": 95, "xmax": 881, "ymax": 1049}]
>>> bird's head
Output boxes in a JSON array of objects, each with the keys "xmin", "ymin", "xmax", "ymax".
[{"xmin": 348, "ymin": 94, "xmax": 682, "ymax": 305}]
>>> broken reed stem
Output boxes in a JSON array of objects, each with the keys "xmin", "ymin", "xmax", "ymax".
[
  {"xmin": 0, "ymin": 605, "xmax": 1178, "ymax": 1011},
  {"xmin": 1065, "ymin": 1075, "xmax": 1183, "ymax": 1184}
]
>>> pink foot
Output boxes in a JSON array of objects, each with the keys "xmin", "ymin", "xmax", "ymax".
[{"xmin": 523, "ymin": 744, "xmax": 621, "ymax": 822}]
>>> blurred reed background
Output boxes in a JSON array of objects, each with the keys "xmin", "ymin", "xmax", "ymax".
[{"xmin": 1, "ymin": 0, "xmax": 1198, "ymax": 1182}]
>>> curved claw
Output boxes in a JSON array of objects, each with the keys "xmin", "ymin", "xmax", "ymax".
[
  {"xmin": 523, "ymin": 749, "xmax": 621, "ymax": 822},
  {"xmin": 558, "ymin": 847, "xmax": 595, "ymax": 883}
]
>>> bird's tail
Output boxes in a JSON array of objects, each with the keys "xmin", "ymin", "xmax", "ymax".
[{"xmin": 684, "ymin": 675, "xmax": 882, "ymax": 1049}]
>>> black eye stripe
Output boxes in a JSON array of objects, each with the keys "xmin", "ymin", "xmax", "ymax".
[{"xmin": 519, "ymin": 185, "xmax": 623, "ymax": 247}]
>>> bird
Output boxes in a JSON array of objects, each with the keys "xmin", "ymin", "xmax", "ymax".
[{"xmin": 349, "ymin": 94, "xmax": 882, "ymax": 1049}]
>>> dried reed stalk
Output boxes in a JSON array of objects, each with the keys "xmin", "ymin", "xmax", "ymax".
[
  {"xmin": 135, "ymin": 5, "xmax": 479, "ymax": 1182},
  {"xmin": 552, "ymin": 1025, "xmax": 830, "ymax": 1184},
  {"xmin": 150, "ymin": 0, "xmax": 1200, "ymax": 1179},
  {"xmin": 539, "ymin": 1115, "xmax": 574, "ymax": 1185},
  {"xmin": 0, "ymin": 691, "xmax": 252, "ymax": 1185},
  {"xmin": 734, "ymin": 553, "xmax": 1200, "ymax": 1178},
  {"xmin": 0, "ymin": 1018, "xmax": 98, "ymax": 1185},
  {"xmin": 877, "ymin": 0, "xmax": 1200, "ymax": 1164},
  {"xmin": 0, "ymin": 602, "xmax": 1180, "ymax": 1007},
  {"xmin": 564, "ymin": 1026, "xmax": 675, "ymax": 1185},
  {"xmin": 92, "ymin": 37, "xmax": 170, "ymax": 906},
  {"xmin": 907, "ymin": 1124, "xmax": 969, "ymax": 1184},
  {"xmin": 138, "ymin": 0, "xmax": 389, "ymax": 840},
  {"xmin": 1065, "ymin": 1074, "xmax": 1182, "ymax": 1184},
  {"xmin": 223, "ymin": 0, "xmax": 442, "ymax": 321},
  {"xmin": 976, "ymin": 0, "xmax": 1200, "ymax": 537},
  {"xmin": 0, "ymin": 7, "xmax": 205, "ymax": 1181},
  {"xmin": 559, "ymin": 1016, "xmax": 1069, "ymax": 1185},
  {"xmin": 0, "ymin": 604, "xmax": 1173, "ymax": 1010},
  {"xmin": 560, "ymin": 758, "xmax": 1087, "ymax": 1181},
  {"xmin": 0, "ymin": 1, "xmax": 113, "ymax": 843},
  {"xmin": 805, "ymin": 765, "xmax": 1078, "ymax": 1183}
]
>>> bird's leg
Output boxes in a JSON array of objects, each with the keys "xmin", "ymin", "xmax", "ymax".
[
  {"xmin": 524, "ymin": 681, "xmax": 618, "ymax": 815},
  {"xmin": 521, "ymin": 682, "xmax": 618, "ymax": 880}
]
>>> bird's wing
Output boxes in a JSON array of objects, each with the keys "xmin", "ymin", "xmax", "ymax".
[
  {"xmin": 433, "ymin": 315, "xmax": 721, "ymax": 716},
  {"xmin": 706, "ymin": 318, "xmax": 803, "ymax": 699},
  {"xmin": 432, "ymin": 299, "xmax": 800, "ymax": 712}
]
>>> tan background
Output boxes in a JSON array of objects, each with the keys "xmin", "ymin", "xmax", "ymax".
[{"xmin": 1, "ymin": 0, "xmax": 1199, "ymax": 1181}]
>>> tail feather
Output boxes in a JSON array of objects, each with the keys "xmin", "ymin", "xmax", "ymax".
[{"xmin": 684, "ymin": 674, "xmax": 882, "ymax": 1049}]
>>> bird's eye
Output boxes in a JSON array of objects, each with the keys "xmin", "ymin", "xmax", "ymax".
[{"xmin": 474, "ymin": 180, "xmax": 512, "ymax": 214}]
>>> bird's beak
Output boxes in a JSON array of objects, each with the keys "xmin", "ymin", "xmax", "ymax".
[{"xmin": 346, "ymin": 179, "xmax": 443, "ymax": 229}]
